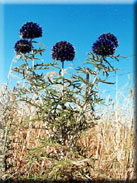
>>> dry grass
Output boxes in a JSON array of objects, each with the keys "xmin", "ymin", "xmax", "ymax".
[{"xmin": 0, "ymin": 83, "xmax": 136, "ymax": 181}]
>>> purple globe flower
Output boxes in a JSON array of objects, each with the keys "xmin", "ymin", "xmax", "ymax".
[
  {"xmin": 51, "ymin": 41, "xmax": 75, "ymax": 62},
  {"xmin": 98, "ymin": 33, "xmax": 118, "ymax": 48},
  {"xmin": 19, "ymin": 22, "xmax": 42, "ymax": 39},
  {"xmin": 14, "ymin": 39, "xmax": 32, "ymax": 54},
  {"xmin": 92, "ymin": 38, "xmax": 116, "ymax": 57}
]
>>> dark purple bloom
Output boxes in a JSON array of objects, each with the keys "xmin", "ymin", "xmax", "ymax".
[
  {"xmin": 51, "ymin": 41, "xmax": 75, "ymax": 62},
  {"xmin": 14, "ymin": 39, "xmax": 32, "ymax": 54},
  {"xmin": 19, "ymin": 22, "xmax": 42, "ymax": 39},
  {"xmin": 98, "ymin": 33, "xmax": 118, "ymax": 48},
  {"xmin": 92, "ymin": 38, "xmax": 116, "ymax": 57}
]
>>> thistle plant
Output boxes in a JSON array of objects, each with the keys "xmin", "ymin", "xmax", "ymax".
[
  {"xmin": 5, "ymin": 24, "xmax": 127, "ymax": 180},
  {"xmin": 51, "ymin": 41, "xmax": 75, "ymax": 108}
]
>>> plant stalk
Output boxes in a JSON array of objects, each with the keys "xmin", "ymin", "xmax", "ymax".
[
  {"xmin": 30, "ymin": 39, "xmax": 35, "ymax": 71},
  {"xmin": 61, "ymin": 60, "xmax": 64, "ymax": 94}
]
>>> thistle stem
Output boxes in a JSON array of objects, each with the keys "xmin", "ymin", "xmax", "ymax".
[
  {"xmin": 61, "ymin": 60, "xmax": 64, "ymax": 94},
  {"xmin": 61, "ymin": 60, "xmax": 66, "ymax": 147},
  {"xmin": 32, "ymin": 56, "xmax": 35, "ymax": 71},
  {"xmin": 30, "ymin": 39, "xmax": 35, "ymax": 71},
  {"xmin": 86, "ymin": 68, "xmax": 90, "ymax": 97}
]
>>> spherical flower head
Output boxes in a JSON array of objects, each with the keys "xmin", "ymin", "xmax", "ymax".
[
  {"xmin": 51, "ymin": 41, "xmax": 75, "ymax": 62},
  {"xmin": 14, "ymin": 39, "xmax": 32, "ymax": 54},
  {"xmin": 92, "ymin": 38, "xmax": 116, "ymax": 57},
  {"xmin": 19, "ymin": 22, "xmax": 42, "ymax": 39},
  {"xmin": 98, "ymin": 33, "xmax": 118, "ymax": 48}
]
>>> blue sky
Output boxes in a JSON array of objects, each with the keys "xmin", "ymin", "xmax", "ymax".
[{"xmin": 0, "ymin": 2, "xmax": 135, "ymax": 101}]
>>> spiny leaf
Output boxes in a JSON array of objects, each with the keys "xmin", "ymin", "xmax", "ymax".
[{"xmin": 97, "ymin": 78, "xmax": 115, "ymax": 84}]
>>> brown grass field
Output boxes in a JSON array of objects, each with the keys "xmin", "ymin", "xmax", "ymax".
[{"xmin": 0, "ymin": 82, "xmax": 136, "ymax": 182}]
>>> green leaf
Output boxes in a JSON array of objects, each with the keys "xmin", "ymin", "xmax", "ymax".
[
  {"xmin": 32, "ymin": 41, "xmax": 47, "ymax": 48},
  {"xmin": 98, "ymin": 78, "xmax": 115, "ymax": 84}
]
